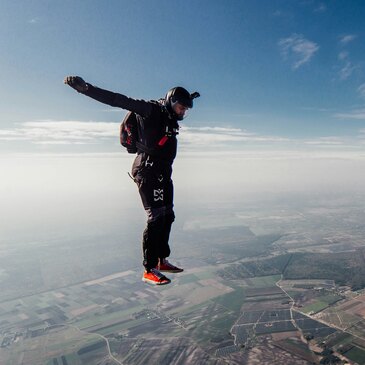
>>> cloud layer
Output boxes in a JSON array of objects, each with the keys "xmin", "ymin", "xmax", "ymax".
[
  {"xmin": 0, "ymin": 121, "xmax": 119, "ymax": 145},
  {"xmin": 1, "ymin": 119, "xmax": 365, "ymax": 156},
  {"xmin": 179, "ymin": 126, "xmax": 289, "ymax": 149}
]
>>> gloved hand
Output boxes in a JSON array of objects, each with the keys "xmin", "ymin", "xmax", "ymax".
[{"xmin": 64, "ymin": 76, "xmax": 88, "ymax": 93}]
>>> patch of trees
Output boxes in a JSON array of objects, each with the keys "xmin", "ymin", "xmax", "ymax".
[
  {"xmin": 319, "ymin": 349, "xmax": 342, "ymax": 364},
  {"xmin": 284, "ymin": 249, "xmax": 365, "ymax": 290},
  {"xmin": 218, "ymin": 248, "xmax": 365, "ymax": 291},
  {"xmin": 217, "ymin": 254, "xmax": 292, "ymax": 280}
]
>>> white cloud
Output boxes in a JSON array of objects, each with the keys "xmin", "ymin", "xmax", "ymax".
[
  {"xmin": 338, "ymin": 51, "xmax": 348, "ymax": 61},
  {"xmin": 278, "ymin": 34, "xmax": 319, "ymax": 69},
  {"xmin": 0, "ymin": 121, "xmax": 292, "ymax": 153},
  {"xmin": 335, "ymin": 36, "xmax": 359, "ymax": 80},
  {"xmin": 0, "ymin": 120, "xmax": 119, "ymax": 144},
  {"xmin": 300, "ymin": 106, "xmax": 334, "ymax": 113},
  {"xmin": 336, "ymin": 50, "xmax": 355, "ymax": 80},
  {"xmin": 185, "ymin": 126, "xmax": 245, "ymax": 133},
  {"xmin": 339, "ymin": 34, "xmax": 357, "ymax": 45},
  {"xmin": 334, "ymin": 109, "xmax": 365, "ymax": 120},
  {"xmin": 339, "ymin": 61, "xmax": 357, "ymax": 80},
  {"xmin": 180, "ymin": 126, "xmax": 289, "ymax": 148},
  {"xmin": 273, "ymin": 10, "xmax": 284, "ymax": 17},
  {"xmin": 358, "ymin": 84, "xmax": 365, "ymax": 100},
  {"xmin": 28, "ymin": 18, "xmax": 40, "ymax": 24},
  {"xmin": 314, "ymin": 3, "xmax": 327, "ymax": 13},
  {"xmin": 357, "ymin": 130, "xmax": 365, "ymax": 145},
  {"xmin": 34, "ymin": 140, "xmax": 91, "ymax": 145},
  {"xmin": 304, "ymin": 137, "xmax": 345, "ymax": 146},
  {"xmin": 2, "ymin": 120, "xmax": 365, "ymax": 156}
]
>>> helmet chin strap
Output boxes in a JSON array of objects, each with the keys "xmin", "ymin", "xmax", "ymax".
[
  {"xmin": 167, "ymin": 109, "xmax": 185, "ymax": 121},
  {"xmin": 175, "ymin": 113, "xmax": 186, "ymax": 121},
  {"xmin": 163, "ymin": 99, "xmax": 178, "ymax": 120}
]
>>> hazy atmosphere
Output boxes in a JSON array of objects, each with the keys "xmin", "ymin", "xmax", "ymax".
[{"xmin": 2, "ymin": 151, "xmax": 365, "ymax": 245}]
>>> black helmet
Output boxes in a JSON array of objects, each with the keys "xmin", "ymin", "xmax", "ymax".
[{"xmin": 165, "ymin": 87, "xmax": 200, "ymax": 120}]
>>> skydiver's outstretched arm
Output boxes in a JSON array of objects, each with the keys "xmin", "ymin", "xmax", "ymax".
[{"xmin": 64, "ymin": 76, "xmax": 152, "ymax": 117}]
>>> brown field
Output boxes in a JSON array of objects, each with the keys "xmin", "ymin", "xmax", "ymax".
[
  {"xmin": 71, "ymin": 304, "xmax": 99, "ymax": 317},
  {"xmin": 339, "ymin": 300, "xmax": 362, "ymax": 311},
  {"xmin": 271, "ymin": 331, "xmax": 300, "ymax": 341},
  {"xmin": 337, "ymin": 298, "xmax": 365, "ymax": 319},
  {"xmin": 273, "ymin": 339, "xmax": 318, "ymax": 363},
  {"xmin": 84, "ymin": 270, "xmax": 135, "ymax": 285},
  {"xmin": 244, "ymin": 338, "xmax": 312, "ymax": 365},
  {"xmin": 356, "ymin": 294, "xmax": 365, "ymax": 302},
  {"xmin": 357, "ymin": 307, "xmax": 365, "ymax": 317},
  {"xmin": 161, "ymin": 279, "xmax": 234, "ymax": 308}
]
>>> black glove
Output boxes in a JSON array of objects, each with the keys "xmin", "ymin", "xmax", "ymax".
[{"xmin": 64, "ymin": 76, "xmax": 88, "ymax": 93}]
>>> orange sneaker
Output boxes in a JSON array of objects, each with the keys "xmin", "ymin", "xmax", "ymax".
[
  {"xmin": 158, "ymin": 259, "xmax": 184, "ymax": 273},
  {"xmin": 142, "ymin": 268, "xmax": 171, "ymax": 285}
]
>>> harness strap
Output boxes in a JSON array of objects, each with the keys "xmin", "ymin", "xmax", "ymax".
[{"xmin": 136, "ymin": 141, "xmax": 160, "ymax": 156}]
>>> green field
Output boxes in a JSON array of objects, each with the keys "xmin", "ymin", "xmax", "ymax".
[
  {"xmin": 209, "ymin": 313, "xmax": 237, "ymax": 332},
  {"xmin": 95, "ymin": 316, "xmax": 152, "ymax": 336},
  {"xmin": 211, "ymin": 287, "xmax": 245, "ymax": 313},
  {"xmin": 246, "ymin": 275, "xmax": 281, "ymax": 288},
  {"xmin": 344, "ymin": 346, "xmax": 365, "ymax": 365},
  {"xmin": 302, "ymin": 294, "xmax": 342, "ymax": 314},
  {"xmin": 46, "ymin": 353, "xmax": 82, "ymax": 365},
  {"xmin": 302, "ymin": 301, "xmax": 330, "ymax": 314},
  {"xmin": 72, "ymin": 304, "xmax": 144, "ymax": 330}
]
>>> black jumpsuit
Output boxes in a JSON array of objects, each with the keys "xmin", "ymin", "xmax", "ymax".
[{"xmin": 82, "ymin": 84, "xmax": 179, "ymax": 271}]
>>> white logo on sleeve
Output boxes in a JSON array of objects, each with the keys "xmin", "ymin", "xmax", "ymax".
[{"xmin": 153, "ymin": 189, "xmax": 164, "ymax": 201}]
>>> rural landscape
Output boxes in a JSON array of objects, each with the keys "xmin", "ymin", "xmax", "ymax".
[{"xmin": 1, "ymin": 193, "xmax": 365, "ymax": 365}]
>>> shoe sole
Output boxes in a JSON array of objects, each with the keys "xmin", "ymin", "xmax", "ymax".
[
  {"xmin": 158, "ymin": 269, "xmax": 184, "ymax": 273},
  {"xmin": 142, "ymin": 278, "xmax": 171, "ymax": 285}
]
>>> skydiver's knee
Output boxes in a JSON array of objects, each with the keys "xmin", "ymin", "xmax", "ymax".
[
  {"xmin": 145, "ymin": 206, "xmax": 166, "ymax": 223},
  {"xmin": 165, "ymin": 212, "xmax": 175, "ymax": 225}
]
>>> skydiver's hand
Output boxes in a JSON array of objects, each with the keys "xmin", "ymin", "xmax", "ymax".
[{"xmin": 64, "ymin": 76, "xmax": 88, "ymax": 93}]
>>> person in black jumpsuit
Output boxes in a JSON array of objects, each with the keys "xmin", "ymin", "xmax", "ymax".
[{"xmin": 64, "ymin": 76, "xmax": 199, "ymax": 285}]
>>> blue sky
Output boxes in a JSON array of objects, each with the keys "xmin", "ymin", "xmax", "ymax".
[{"xmin": 1, "ymin": 0, "xmax": 365, "ymax": 154}]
